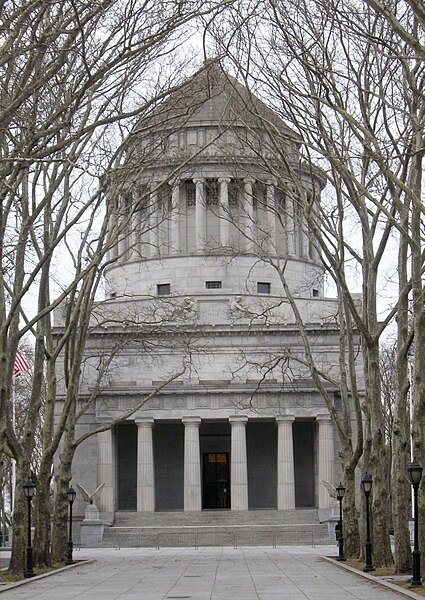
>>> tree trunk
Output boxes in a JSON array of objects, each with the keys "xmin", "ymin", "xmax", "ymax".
[
  {"xmin": 342, "ymin": 465, "xmax": 360, "ymax": 558},
  {"xmin": 8, "ymin": 466, "xmax": 29, "ymax": 574},
  {"xmin": 392, "ymin": 194, "xmax": 413, "ymax": 573},
  {"xmin": 33, "ymin": 467, "xmax": 52, "ymax": 567},
  {"xmin": 51, "ymin": 443, "xmax": 75, "ymax": 563},
  {"xmin": 392, "ymin": 415, "xmax": 412, "ymax": 572},
  {"xmin": 365, "ymin": 337, "xmax": 393, "ymax": 567}
]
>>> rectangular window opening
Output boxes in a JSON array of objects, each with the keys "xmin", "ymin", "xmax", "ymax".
[
  {"xmin": 157, "ymin": 283, "xmax": 171, "ymax": 296},
  {"xmin": 257, "ymin": 282, "xmax": 271, "ymax": 294},
  {"xmin": 206, "ymin": 281, "xmax": 222, "ymax": 289}
]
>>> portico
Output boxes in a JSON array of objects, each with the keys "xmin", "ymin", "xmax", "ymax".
[{"xmin": 97, "ymin": 414, "xmax": 334, "ymax": 515}]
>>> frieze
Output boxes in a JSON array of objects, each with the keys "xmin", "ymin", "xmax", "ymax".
[{"xmin": 94, "ymin": 389, "xmax": 326, "ymax": 415}]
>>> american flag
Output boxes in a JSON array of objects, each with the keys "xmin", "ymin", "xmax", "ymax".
[{"xmin": 13, "ymin": 351, "xmax": 29, "ymax": 377}]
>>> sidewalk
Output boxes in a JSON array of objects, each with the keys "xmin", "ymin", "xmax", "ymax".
[{"xmin": 0, "ymin": 546, "xmax": 421, "ymax": 599}]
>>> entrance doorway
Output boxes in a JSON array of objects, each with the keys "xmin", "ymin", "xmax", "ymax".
[
  {"xmin": 116, "ymin": 422, "xmax": 137, "ymax": 510},
  {"xmin": 202, "ymin": 452, "xmax": 230, "ymax": 509},
  {"xmin": 293, "ymin": 420, "xmax": 315, "ymax": 507}
]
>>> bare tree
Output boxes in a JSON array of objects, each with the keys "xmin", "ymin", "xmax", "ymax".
[
  {"xmin": 1, "ymin": 0, "xmax": 230, "ymax": 574},
  {"xmin": 204, "ymin": 0, "xmax": 424, "ymax": 567}
]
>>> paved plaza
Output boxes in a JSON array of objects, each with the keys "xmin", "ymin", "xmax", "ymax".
[{"xmin": 1, "ymin": 546, "xmax": 422, "ymax": 600}]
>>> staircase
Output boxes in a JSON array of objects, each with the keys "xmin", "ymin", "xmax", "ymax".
[{"xmin": 100, "ymin": 509, "xmax": 333, "ymax": 548}]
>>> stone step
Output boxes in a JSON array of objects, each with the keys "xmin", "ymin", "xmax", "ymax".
[
  {"xmin": 101, "ymin": 523, "xmax": 332, "ymax": 548},
  {"xmin": 112, "ymin": 508, "xmax": 320, "ymax": 527},
  {"xmin": 94, "ymin": 510, "xmax": 333, "ymax": 548}
]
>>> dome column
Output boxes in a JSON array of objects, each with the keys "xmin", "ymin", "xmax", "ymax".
[
  {"xmin": 243, "ymin": 178, "xmax": 255, "ymax": 253},
  {"xmin": 129, "ymin": 191, "xmax": 142, "ymax": 258},
  {"xmin": 267, "ymin": 182, "xmax": 276, "ymax": 254},
  {"xmin": 229, "ymin": 416, "xmax": 249, "ymax": 510},
  {"xmin": 117, "ymin": 195, "xmax": 128, "ymax": 260},
  {"xmin": 301, "ymin": 209, "xmax": 310, "ymax": 258},
  {"xmin": 170, "ymin": 180, "xmax": 181, "ymax": 254},
  {"xmin": 149, "ymin": 187, "xmax": 160, "ymax": 258},
  {"xmin": 287, "ymin": 194, "xmax": 295, "ymax": 255},
  {"xmin": 194, "ymin": 178, "xmax": 206, "ymax": 253},
  {"xmin": 219, "ymin": 177, "xmax": 231, "ymax": 248}
]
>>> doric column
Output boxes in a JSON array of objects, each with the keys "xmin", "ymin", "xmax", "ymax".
[
  {"xmin": 117, "ymin": 200, "xmax": 128, "ymax": 261},
  {"xmin": 104, "ymin": 246, "xmax": 113, "ymax": 265},
  {"xmin": 170, "ymin": 181, "xmax": 181, "ymax": 254},
  {"xmin": 317, "ymin": 414, "xmax": 335, "ymax": 510},
  {"xmin": 182, "ymin": 416, "xmax": 202, "ymax": 511},
  {"xmin": 286, "ymin": 195, "xmax": 295, "ymax": 255},
  {"xmin": 105, "ymin": 209, "xmax": 118, "ymax": 264},
  {"xmin": 110, "ymin": 241, "xmax": 119, "ymax": 261},
  {"xmin": 301, "ymin": 210, "xmax": 310, "ymax": 258},
  {"xmin": 149, "ymin": 187, "xmax": 160, "ymax": 258},
  {"xmin": 243, "ymin": 178, "xmax": 255, "ymax": 253},
  {"xmin": 137, "ymin": 208, "xmax": 145, "ymax": 258},
  {"xmin": 276, "ymin": 416, "xmax": 295, "ymax": 510},
  {"xmin": 310, "ymin": 195, "xmax": 320, "ymax": 262},
  {"xmin": 97, "ymin": 426, "xmax": 114, "ymax": 513},
  {"xmin": 136, "ymin": 418, "xmax": 155, "ymax": 512},
  {"xmin": 194, "ymin": 178, "xmax": 206, "ymax": 253},
  {"xmin": 129, "ymin": 195, "xmax": 141, "ymax": 259},
  {"xmin": 229, "ymin": 416, "xmax": 249, "ymax": 510},
  {"xmin": 312, "ymin": 238, "xmax": 321, "ymax": 262},
  {"xmin": 266, "ymin": 182, "xmax": 276, "ymax": 254},
  {"xmin": 219, "ymin": 177, "xmax": 231, "ymax": 248}
]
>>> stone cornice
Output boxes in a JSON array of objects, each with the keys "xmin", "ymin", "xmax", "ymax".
[
  {"xmin": 54, "ymin": 321, "xmax": 342, "ymax": 341},
  {"xmin": 76, "ymin": 379, "xmax": 337, "ymax": 400}
]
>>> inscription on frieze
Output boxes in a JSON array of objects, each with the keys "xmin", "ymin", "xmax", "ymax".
[{"xmin": 198, "ymin": 300, "xmax": 227, "ymax": 324}]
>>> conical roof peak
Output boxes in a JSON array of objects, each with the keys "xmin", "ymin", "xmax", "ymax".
[{"xmin": 136, "ymin": 61, "xmax": 297, "ymax": 140}]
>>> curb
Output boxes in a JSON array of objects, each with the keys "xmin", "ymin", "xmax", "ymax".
[
  {"xmin": 0, "ymin": 559, "xmax": 95, "ymax": 593},
  {"xmin": 322, "ymin": 555, "xmax": 424, "ymax": 599}
]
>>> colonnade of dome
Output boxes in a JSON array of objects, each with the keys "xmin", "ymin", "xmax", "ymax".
[{"xmin": 106, "ymin": 176, "xmax": 320, "ymax": 262}]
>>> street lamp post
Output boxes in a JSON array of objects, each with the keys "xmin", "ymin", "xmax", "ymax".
[
  {"xmin": 407, "ymin": 459, "xmax": 423, "ymax": 587},
  {"xmin": 23, "ymin": 478, "xmax": 36, "ymax": 578},
  {"xmin": 65, "ymin": 485, "xmax": 77, "ymax": 565},
  {"xmin": 336, "ymin": 482, "xmax": 346, "ymax": 561},
  {"xmin": 361, "ymin": 472, "xmax": 374, "ymax": 573}
]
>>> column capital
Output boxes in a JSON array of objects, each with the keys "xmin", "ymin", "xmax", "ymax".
[
  {"xmin": 168, "ymin": 179, "xmax": 181, "ymax": 188},
  {"xmin": 182, "ymin": 416, "xmax": 202, "ymax": 426},
  {"xmin": 134, "ymin": 417, "xmax": 154, "ymax": 427},
  {"xmin": 244, "ymin": 177, "xmax": 255, "ymax": 185},
  {"xmin": 229, "ymin": 415, "xmax": 248, "ymax": 425},
  {"xmin": 193, "ymin": 177, "xmax": 205, "ymax": 185},
  {"xmin": 95, "ymin": 416, "xmax": 115, "ymax": 425},
  {"xmin": 276, "ymin": 415, "xmax": 295, "ymax": 424},
  {"xmin": 218, "ymin": 177, "xmax": 231, "ymax": 184},
  {"xmin": 316, "ymin": 413, "xmax": 332, "ymax": 422}
]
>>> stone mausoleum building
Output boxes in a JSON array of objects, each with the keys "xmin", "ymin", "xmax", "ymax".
[{"xmin": 57, "ymin": 63, "xmax": 351, "ymax": 545}]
